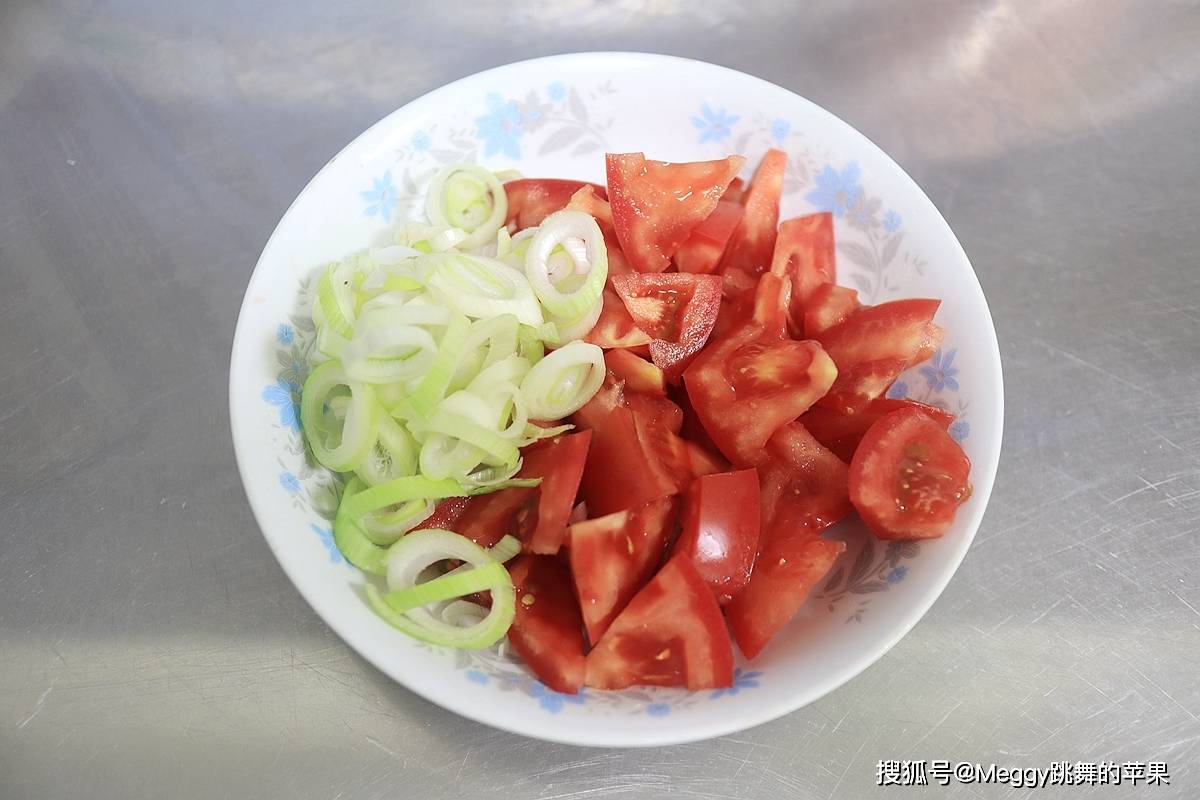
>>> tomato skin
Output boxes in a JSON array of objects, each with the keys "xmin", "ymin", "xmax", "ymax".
[
  {"xmin": 585, "ymin": 554, "xmax": 734, "ymax": 690},
  {"xmin": 585, "ymin": 288, "xmax": 652, "ymax": 349},
  {"xmin": 567, "ymin": 496, "xmax": 678, "ymax": 644},
  {"xmin": 684, "ymin": 440, "xmax": 728, "ymax": 479},
  {"xmin": 803, "ymin": 282, "xmax": 861, "ymax": 339},
  {"xmin": 606, "ymin": 153, "xmax": 745, "ymax": 273},
  {"xmin": 721, "ymin": 176, "xmax": 746, "ymax": 203},
  {"xmin": 756, "ymin": 422, "xmax": 851, "ymax": 535},
  {"xmin": 577, "ymin": 405, "xmax": 687, "ymax": 517},
  {"xmin": 849, "ymin": 407, "xmax": 971, "ymax": 540},
  {"xmin": 674, "ymin": 469, "xmax": 760, "ymax": 604},
  {"xmin": 604, "ymin": 349, "xmax": 665, "ymax": 396},
  {"xmin": 504, "ymin": 179, "xmax": 607, "ymax": 232},
  {"xmin": 815, "ymin": 298, "xmax": 941, "ymax": 414},
  {"xmin": 751, "ymin": 272, "xmax": 791, "ymax": 339},
  {"xmin": 683, "ymin": 323, "xmax": 838, "ymax": 467},
  {"xmin": 518, "ymin": 431, "xmax": 593, "ymax": 554},
  {"xmin": 455, "ymin": 486, "xmax": 537, "ymax": 548},
  {"xmin": 625, "ymin": 391, "xmax": 684, "ymax": 435},
  {"xmin": 612, "ymin": 273, "xmax": 723, "ymax": 382},
  {"xmin": 411, "ymin": 496, "xmax": 472, "ymax": 532},
  {"xmin": 674, "ymin": 200, "xmax": 744, "ymax": 275},
  {"xmin": 769, "ymin": 213, "xmax": 836, "ymax": 335},
  {"xmin": 719, "ymin": 149, "xmax": 788, "ymax": 295},
  {"xmin": 801, "ymin": 398, "xmax": 956, "ymax": 462},
  {"xmin": 507, "ymin": 555, "xmax": 587, "ymax": 694}
]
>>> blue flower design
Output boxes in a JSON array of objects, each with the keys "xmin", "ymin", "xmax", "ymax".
[
  {"xmin": 710, "ymin": 668, "xmax": 763, "ymax": 699},
  {"xmin": 886, "ymin": 566, "xmax": 908, "ymax": 585},
  {"xmin": 949, "ymin": 420, "xmax": 970, "ymax": 443},
  {"xmin": 529, "ymin": 681, "xmax": 585, "ymax": 713},
  {"xmin": 883, "ymin": 209, "xmax": 902, "ymax": 234},
  {"xmin": 645, "ymin": 703, "xmax": 671, "ymax": 717},
  {"xmin": 547, "ymin": 81, "xmax": 566, "ymax": 101},
  {"xmin": 410, "ymin": 130, "xmax": 431, "ymax": 152},
  {"xmin": 475, "ymin": 93, "xmax": 523, "ymax": 159},
  {"xmin": 887, "ymin": 380, "xmax": 909, "ymax": 399},
  {"xmin": 276, "ymin": 323, "xmax": 294, "ymax": 346},
  {"xmin": 360, "ymin": 170, "xmax": 398, "ymax": 222},
  {"xmin": 279, "ymin": 472, "xmax": 301, "ymax": 494},
  {"xmin": 262, "ymin": 379, "xmax": 300, "ymax": 432},
  {"xmin": 805, "ymin": 162, "xmax": 863, "ymax": 218},
  {"xmin": 691, "ymin": 104, "xmax": 740, "ymax": 144},
  {"xmin": 770, "ymin": 118, "xmax": 791, "ymax": 142},
  {"xmin": 310, "ymin": 524, "xmax": 342, "ymax": 564},
  {"xmin": 920, "ymin": 348, "xmax": 960, "ymax": 392},
  {"xmin": 465, "ymin": 670, "xmax": 489, "ymax": 685}
]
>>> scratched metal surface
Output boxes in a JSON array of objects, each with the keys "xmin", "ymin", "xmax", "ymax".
[{"xmin": 2, "ymin": 1, "xmax": 1198, "ymax": 798}]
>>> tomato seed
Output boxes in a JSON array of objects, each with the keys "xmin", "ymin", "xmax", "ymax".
[{"xmin": 521, "ymin": 594, "xmax": 536, "ymax": 607}]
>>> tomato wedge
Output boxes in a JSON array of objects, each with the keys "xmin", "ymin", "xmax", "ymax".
[
  {"xmin": 504, "ymin": 179, "xmax": 606, "ymax": 232},
  {"xmin": 674, "ymin": 469, "xmax": 760, "ymax": 604},
  {"xmin": 584, "ymin": 288, "xmax": 652, "ymax": 349},
  {"xmin": 814, "ymin": 298, "xmax": 942, "ymax": 414},
  {"xmin": 848, "ymin": 407, "xmax": 971, "ymax": 540},
  {"xmin": 722, "ymin": 176, "xmax": 746, "ymax": 204},
  {"xmin": 455, "ymin": 486, "xmax": 537, "ymax": 548},
  {"xmin": 751, "ymin": 272, "xmax": 791, "ymax": 339},
  {"xmin": 683, "ymin": 323, "xmax": 837, "ymax": 466},
  {"xmin": 411, "ymin": 496, "xmax": 471, "ymax": 532},
  {"xmin": 719, "ymin": 148, "xmax": 787, "ymax": 296},
  {"xmin": 769, "ymin": 213, "xmax": 836, "ymax": 336},
  {"xmin": 801, "ymin": 397, "xmax": 956, "ymax": 463},
  {"xmin": 756, "ymin": 422, "xmax": 851, "ymax": 534},
  {"xmin": 517, "ymin": 431, "xmax": 592, "ymax": 554},
  {"xmin": 577, "ymin": 404, "xmax": 688, "ymax": 516},
  {"xmin": 626, "ymin": 391, "xmax": 684, "ymax": 435},
  {"xmin": 684, "ymin": 440, "xmax": 728, "ymax": 479},
  {"xmin": 674, "ymin": 200, "xmax": 744, "ymax": 275},
  {"xmin": 507, "ymin": 555, "xmax": 587, "ymax": 694},
  {"xmin": 611, "ymin": 273, "xmax": 722, "ymax": 382},
  {"xmin": 570, "ymin": 371, "xmax": 626, "ymax": 432},
  {"xmin": 585, "ymin": 554, "xmax": 734, "ymax": 690},
  {"xmin": 604, "ymin": 349, "xmax": 665, "ymax": 396},
  {"xmin": 803, "ymin": 282, "xmax": 861, "ymax": 339},
  {"xmin": 566, "ymin": 185, "xmax": 633, "ymax": 275},
  {"xmin": 606, "ymin": 153, "xmax": 745, "ymax": 273},
  {"xmin": 568, "ymin": 496, "xmax": 678, "ymax": 644}
]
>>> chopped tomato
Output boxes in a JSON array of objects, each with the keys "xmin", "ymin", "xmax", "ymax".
[
  {"xmin": 626, "ymin": 391, "xmax": 684, "ymax": 435},
  {"xmin": 814, "ymin": 298, "xmax": 941, "ymax": 414},
  {"xmin": 722, "ymin": 176, "xmax": 746, "ymax": 203},
  {"xmin": 674, "ymin": 200, "xmax": 744, "ymax": 275},
  {"xmin": 504, "ymin": 179, "xmax": 606, "ymax": 232},
  {"xmin": 756, "ymin": 422, "xmax": 851, "ymax": 534},
  {"xmin": 566, "ymin": 185, "xmax": 633, "ymax": 275},
  {"xmin": 684, "ymin": 440, "xmax": 728, "ymax": 478},
  {"xmin": 517, "ymin": 431, "xmax": 592, "ymax": 554},
  {"xmin": 606, "ymin": 153, "xmax": 745, "ymax": 272},
  {"xmin": 751, "ymin": 272, "xmax": 791, "ymax": 339},
  {"xmin": 673, "ymin": 469, "xmax": 760, "ymax": 604},
  {"xmin": 719, "ymin": 149, "xmax": 787, "ymax": 295},
  {"xmin": 671, "ymin": 382, "xmax": 722, "ymax": 457},
  {"xmin": 577, "ymin": 405, "xmax": 687, "ymax": 516},
  {"xmin": 570, "ymin": 371, "xmax": 626, "ymax": 431},
  {"xmin": 604, "ymin": 349, "xmax": 665, "ymax": 396},
  {"xmin": 611, "ymin": 273, "xmax": 722, "ymax": 382},
  {"xmin": 585, "ymin": 554, "xmax": 734, "ymax": 690},
  {"xmin": 801, "ymin": 397, "xmax": 956, "ymax": 462},
  {"xmin": 803, "ymin": 282, "xmax": 861, "ymax": 339},
  {"xmin": 584, "ymin": 288, "xmax": 652, "ymax": 349},
  {"xmin": 455, "ymin": 486, "xmax": 537, "ymax": 548},
  {"xmin": 849, "ymin": 407, "xmax": 971, "ymax": 540},
  {"xmin": 507, "ymin": 555, "xmax": 587, "ymax": 694},
  {"xmin": 411, "ymin": 496, "xmax": 472, "ymax": 532},
  {"xmin": 769, "ymin": 213, "xmax": 835, "ymax": 334},
  {"xmin": 567, "ymin": 496, "xmax": 678, "ymax": 644},
  {"xmin": 683, "ymin": 323, "xmax": 837, "ymax": 466}
]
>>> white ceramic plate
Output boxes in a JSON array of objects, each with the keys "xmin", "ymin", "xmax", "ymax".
[{"xmin": 229, "ymin": 52, "xmax": 1003, "ymax": 747}]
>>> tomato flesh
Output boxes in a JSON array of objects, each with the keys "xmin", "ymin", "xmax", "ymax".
[
  {"xmin": 568, "ymin": 496, "xmax": 678, "ymax": 644},
  {"xmin": 719, "ymin": 149, "xmax": 787, "ymax": 296},
  {"xmin": 604, "ymin": 349, "xmax": 665, "ymax": 396},
  {"xmin": 803, "ymin": 282, "xmax": 861, "ymax": 339},
  {"xmin": 801, "ymin": 397, "xmax": 956, "ymax": 462},
  {"xmin": 849, "ymin": 407, "xmax": 971, "ymax": 539},
  {"xmin": 507, "ymin": 554, "xmax": 587, "ymax": 694},
  {"xmin": 412, "ymin": 496, "xmax": 472, "ymax": 532},
  {"xmin": 769, "ymin": 213, "xmax": 835, "ymax": 335},
  {"xmin": 606, "ymin": 153, "xmax": 745, "ymax": 273},
  {"xmin": 577, "ymin": 405, "xmax": 687, "ymax": 516},
  {"xmin": 504, "ymin": 179, "xmax": 606, "ymax": 232},
  {"xmin": 683, "ymin": 323, "xmax": 837, "ymax": 466},
  {"xmin": 674, "ymin": 200, "xmax": 744, "ymax": 275},
  {"xmin": 612, "ymin": 273, "xmax": 722, "ymax": 382},
  {"xmin": 674, "ymin": 469, "xmax": 760, "ymax": 604},
  {"xmin": 585, "ymin": 554, "xmax": 734, "ymax": 690},
  {"xmin": 585, "ymin": 288, "xmax": 652, "ymax": 349},
  {"xmin": 517, "ymin": 431, "xmax": 592, "ymax": 554},
  {"xmin": 455, "ymin": 486, "xmax": 537, "ymax": 548}
]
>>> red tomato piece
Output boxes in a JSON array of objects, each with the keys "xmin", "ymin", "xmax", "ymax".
[
  {"xmin": 606, "ymin": 153, "xmax": 745, "ymax": 273},
  {"xmin": 570, "ymin": 370, "xmax": 626, "ymax": 431},
  {"xmin": 507, "ymin": 555, "xmax": 587, "ymax": 694},
  {"xmin": 626, "ymin": 391, "xmax": 684, "ymax": 435},
  {"xmin": 577, "ymin": 405, "xmax": 687, "ymax": 516},
  {"xmin": 568, "ymin": 496, "xmax": 678, "ymax": 644},
  {"xmin": 803, "ymin": 282, "xmax": 861, "ymax": 339},
  {"xmin": 411, "ymin": 496, "xmax": 472, "ymax": 532},
  {"xmin": 722, "ymin": 176, "xmax": 746, "ymax": 203},
  {"xmin": 770, "ymin": 213, "xmax": 836, "ymax": 335},
  {"xmin": 801, "ymin": 397, "xmax": 956, "ymax": 463},
  {"xmin": 585, "ymin": 554, "xmax": 734, "ymax": 690},
  {"xmin": 756, "ymin": 422, "xmax": 851, "ymax": 535},
  {"xmin": 504, "ymin": 179, "xmax": 607, "ymax": 232},
  {"xmin": 611, "ymin": 273, "xmax": 723, "ymax": 382},
  {"xmin": 814, "ymin": 298, "xmax": 942, "ymax": 414},
  {"xmin": 684, "ymin": 440, "xmax": 728, "ymax": 479},
  {"xmin": 584, "ymin": 288, "xmax": 652, "ymax": 349},
  {"xmin": 674, "ymin": 469, "xmax": 760, "ymax": 604},
  {"xmin": 566, "ymin": 185, "xmax": 633, "ymax": 275},
  {"xmin": 455, "ymin": 486, "xmax": 537, "ymax": 548},
  {"xmin": 719, "ymin": 149, "xmax": 787, "ymax": 296},
  {"xmin": 683, "ymin": 323, "xmax": 838, "ymax": 466},
  {"xmin": 674, "ymin": 200, "xmax": 745, "ymax": 275},
  {"xmin": 604, "ymin": 349, "xmax": 666, "ymax": 396},
  {"xmin": 517, "ymin": 431, "xmax": 592, "ymax": 554},
  {"xmin": 751, "ymin": 272, "xmax": 791, "ymax": 339},
  {"xmin": 849, "ymin": 407, "xmax": 972, "ymax": 540}
]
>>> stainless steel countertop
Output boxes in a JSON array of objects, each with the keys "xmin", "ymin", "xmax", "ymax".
[{"xmin": 2, "ymin": 2, "xmax": 1198, "ymax": 798}]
